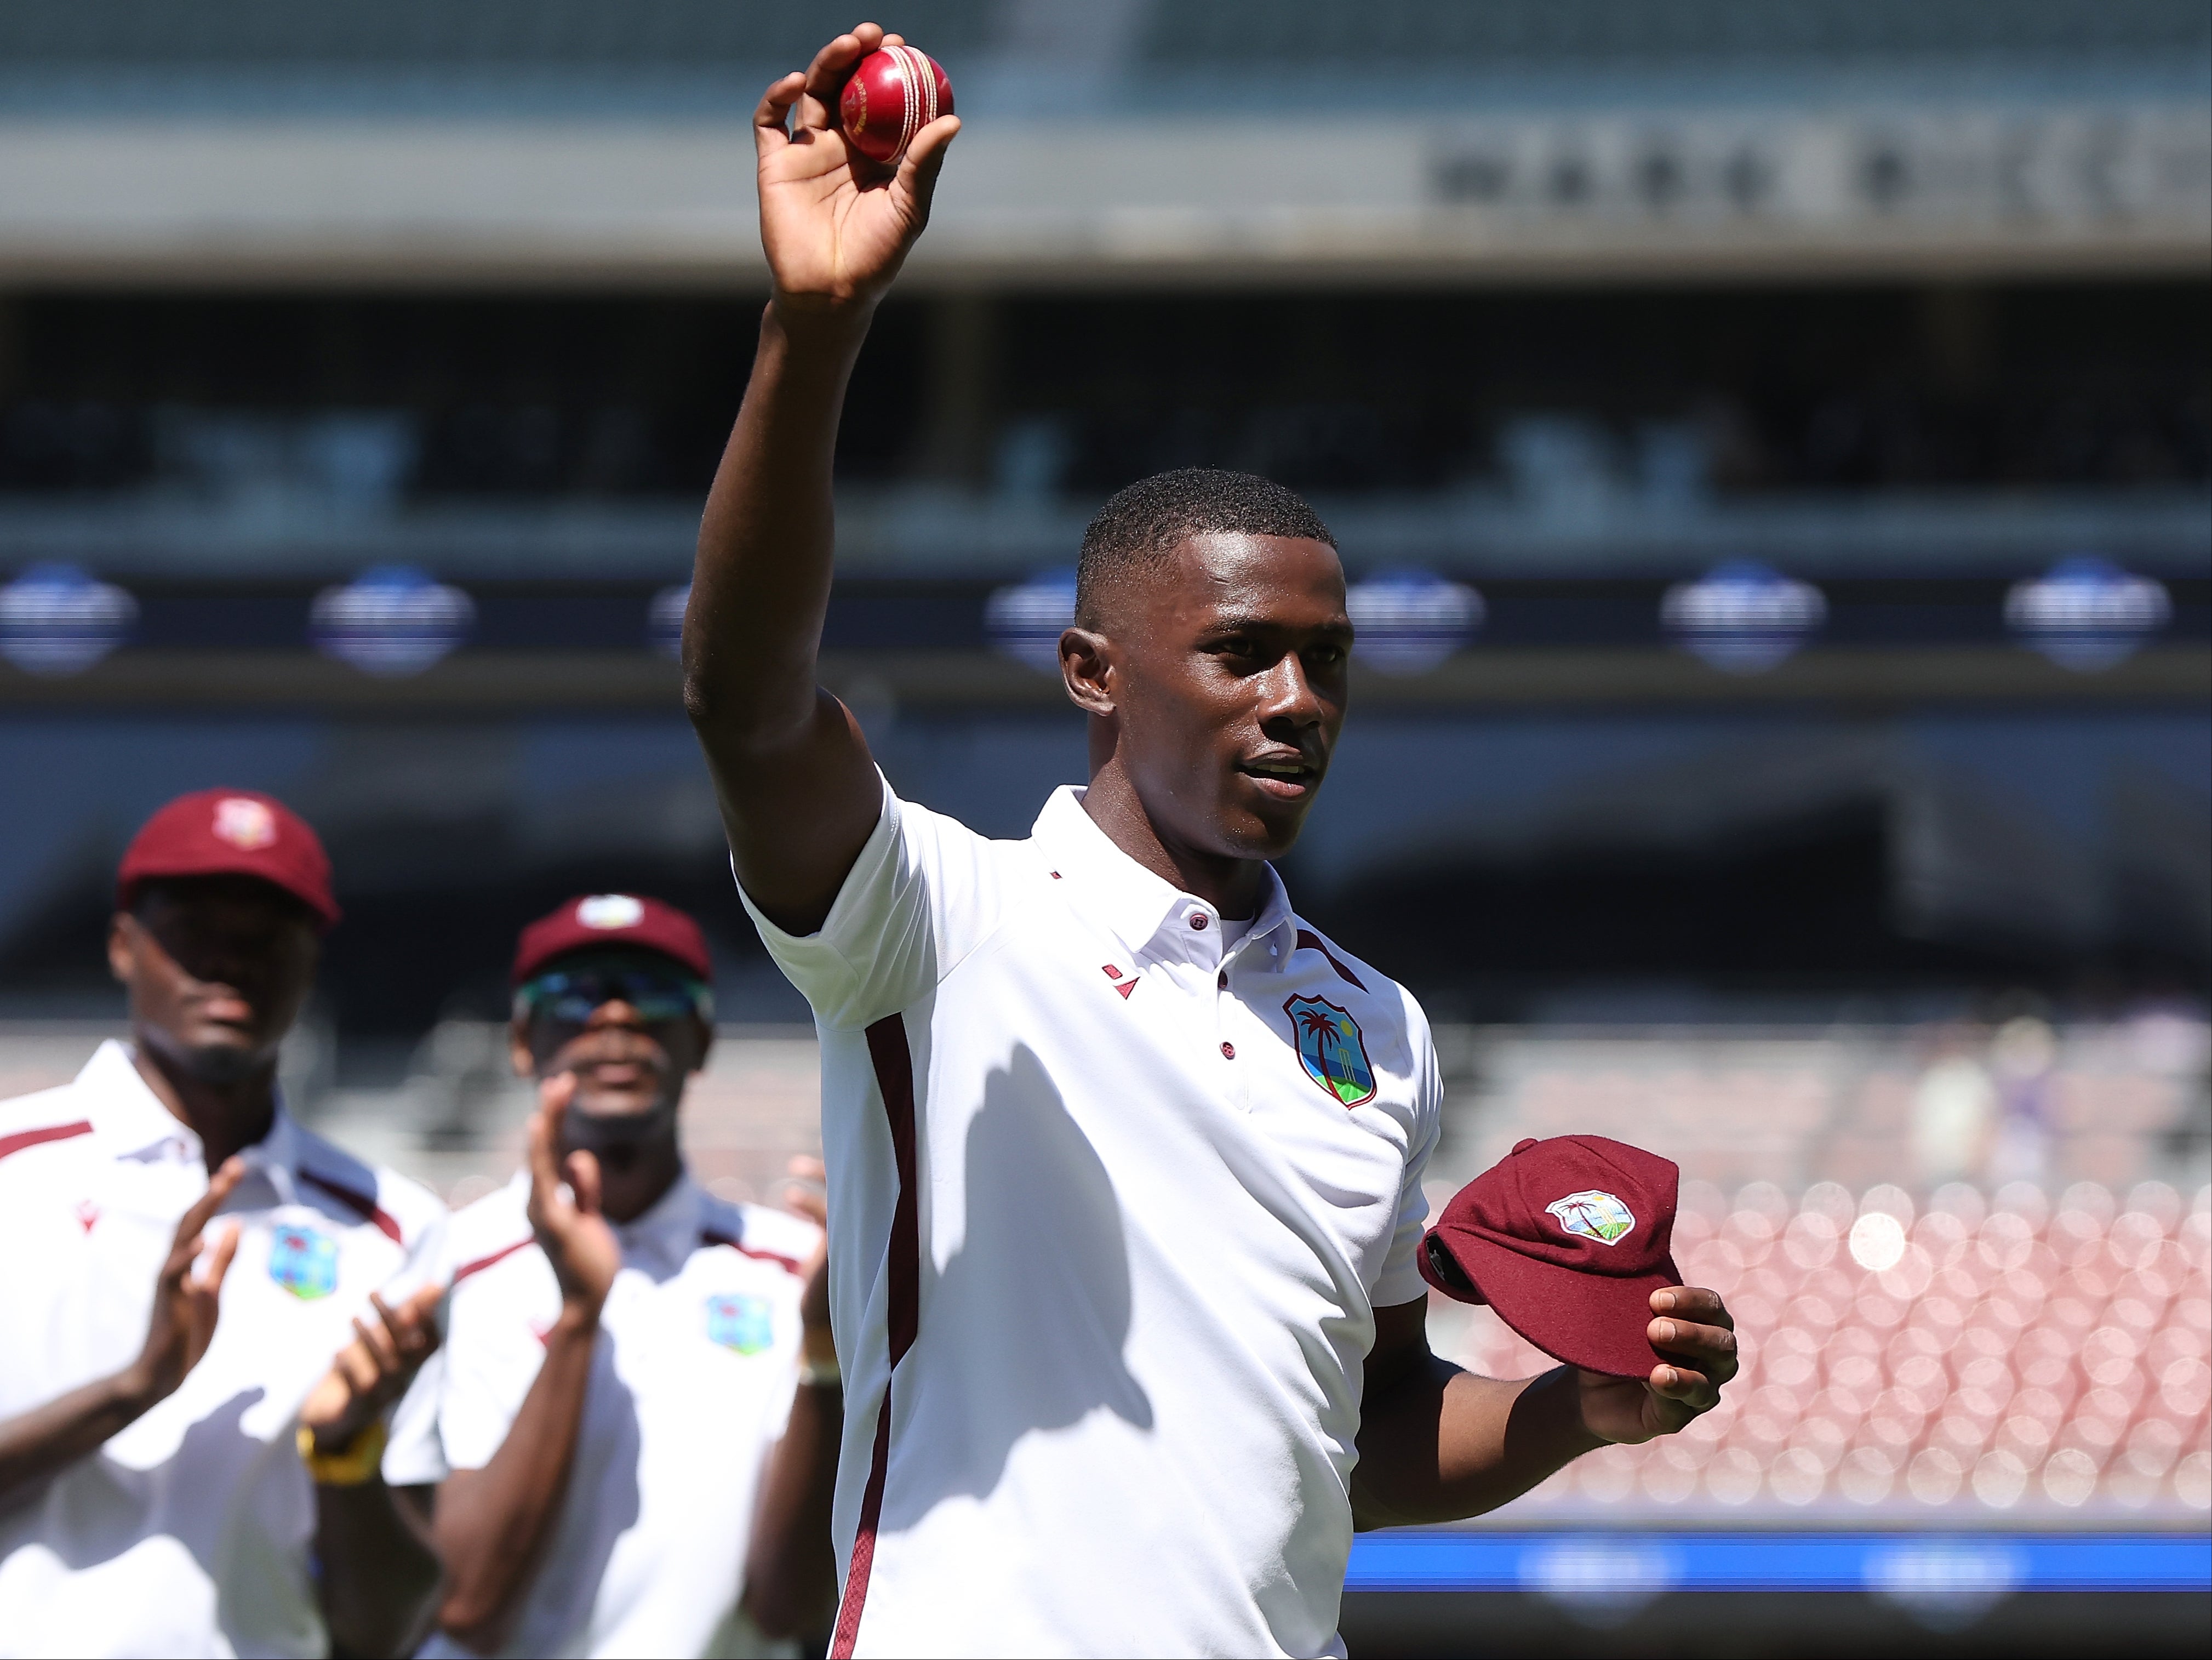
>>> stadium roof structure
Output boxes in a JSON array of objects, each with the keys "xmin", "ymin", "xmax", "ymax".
[{"xmin": 0, "ymin": 0, "xmax": 2204, "ymax": 288}]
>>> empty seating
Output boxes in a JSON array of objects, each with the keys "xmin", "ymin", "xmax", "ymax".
[{"xmin": 1439, "ymin": 1180, "xmax": 2211, "ymax": 1517}]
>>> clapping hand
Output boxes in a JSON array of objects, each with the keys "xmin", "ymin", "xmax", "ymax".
[
  {"xmin": 778, "ymin": 1156, "xmax": 836, "ymax": 1372},
  {"xmin": 299, "ymin": 1285, "xmax": 443, "ymax": 1453},
  {"xmin": 124, "ymin": 1157, "xmax": 244, "ymax": 1406},
  {"xmin": 525, "ymin": 1071, "xmax": 622, "ymax": 1319}
]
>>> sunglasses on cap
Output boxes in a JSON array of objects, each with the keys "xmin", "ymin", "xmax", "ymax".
[{"xmin": 515, "ymin": 954, "xmax": 712, "ymax": 1026}]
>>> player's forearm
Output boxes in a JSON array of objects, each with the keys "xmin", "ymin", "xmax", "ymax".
[
  {"xmin": 0, "ymin": 1366, "xmax": 163, "ymax": 1504},
  {"xmin": 1352, "ymin": 1361, "xmax": 1603, "ymax": 1527},
  {"xmin": 683, "ymin": 297, "xmax": 873, "ymax": 752},
  {"xmin": 315, "ymin": 1481, "xmax": 442, "ymax": 1658},
  {"xmin": 431, "ymin": 1312, "xmax": 600, "ymax": 1652},
  {"xmin": 741, "ymin": 1379, "xmax": 843, "ymax": 1639}
]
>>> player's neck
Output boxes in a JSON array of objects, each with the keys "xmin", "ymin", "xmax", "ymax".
[
  {"xmin": 594, "ymin": 1137, "xmax": 685, "ymax": 1227},
  {"xmin": 1079, "ymin": 770, "xmax": 1267, "ymax": 921},
  {"xmin": 129, "ymin": 1029, "xmax": 278, "ymax": 1172}
]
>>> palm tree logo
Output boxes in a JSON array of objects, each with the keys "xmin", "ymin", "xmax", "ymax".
[
  {"xmin": 1285, "ymin": 995, "xmax": 1376, "ymax": 1108},
  {"xmin": 1545, "ymin": 1190, "xmax": 1636, "ymax": 1245}
]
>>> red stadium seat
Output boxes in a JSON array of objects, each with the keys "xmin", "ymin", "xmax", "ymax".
[{"xmin": 1438, "ymin": 1180, "xmax": 2211, "ymax": 1519}]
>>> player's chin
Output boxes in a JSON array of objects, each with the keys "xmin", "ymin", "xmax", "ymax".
[
  {"xmin": 1220, "ymin": 779, "xmax": 1320, "ymax": 857},
  {"xmin": 175, "ymin": 1028, "xmax": 271, "ymax": 1083}
]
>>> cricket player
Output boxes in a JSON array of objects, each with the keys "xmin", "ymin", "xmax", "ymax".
[
  {"xmin": 0, "ymin": 789, "xmax": 446, "ymax": 1658},
  {"xmin": 682, "ymin": 23, "xmax": 1741, "ymax": 1658},
  {"xmin": 389, "ymin": 894, "xmax": 839, "ymax": 1658}
]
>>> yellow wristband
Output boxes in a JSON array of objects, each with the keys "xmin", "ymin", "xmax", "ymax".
[{"xmin": 296, "ymin": 1420, "xmax": 387, "ymax": 1487}]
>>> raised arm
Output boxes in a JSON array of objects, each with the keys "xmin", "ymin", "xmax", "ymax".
[{"xmin": 683, "ymin": 22, "xmax": 958, "ymax": 937}]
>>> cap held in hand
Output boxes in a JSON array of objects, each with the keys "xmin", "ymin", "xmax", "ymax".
[{"xmin": 1419, "ymin": 1134, "xmax": 1682, "ymax": 1379}]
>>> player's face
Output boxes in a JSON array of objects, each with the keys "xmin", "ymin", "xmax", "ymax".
[
  {"xmin": 1109, "ymin": 533, "xmax": 1351, "ymax": 862},
  {"xmin": 512, "ymin": 952, "xmax": 711, "ymax": 1121},
  {"xmin": 110, "ymin": 877, "xmax": 319, "ymax": 1083}
]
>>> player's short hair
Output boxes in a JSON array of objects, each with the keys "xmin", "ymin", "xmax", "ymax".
[{"xmin": 1074, "ymin": 469, "xmax": 1335, "ymax": 629}]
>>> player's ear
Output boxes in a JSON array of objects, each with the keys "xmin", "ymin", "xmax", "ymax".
[
  {"xmin": 508, "ymin": 1017, "xmax": 537, "ymax": 1081},
  {"xmin": 687, "ymin": 1013, "xmax": 715, "ymax": 1075},
  {"xmin": 106, "ymin": 911, "xmax": 137, "ymax": 985},
  {"xmin": 1060, "ymin": 626, "xmax": 1116, "ymax": 718}
]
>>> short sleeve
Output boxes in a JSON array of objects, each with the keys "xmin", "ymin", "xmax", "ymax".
[
  {"xmin": 1369, "ymin": 1009, "xmax": 1443, "ymax": 1309},
  {"xmin": 735, "ymin": 772, "xmax": 1007, "ymax": 1030}
]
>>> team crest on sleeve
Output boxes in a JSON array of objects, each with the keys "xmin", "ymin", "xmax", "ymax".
[
  {"xmin": 268, "ymin": 1224, "xmax": 339, "ymax": 1299},
  {"xmin": 1546, "ymin": 1190, "xmax": 1636, "ymax": 1245},
  {"xmin": 1283, "ymin": 995, "xmax": 1377, "ymax": 1109},
  {"xmin": 706, "ymin": 1293, "xmax": 775, "ymax": 1355}
]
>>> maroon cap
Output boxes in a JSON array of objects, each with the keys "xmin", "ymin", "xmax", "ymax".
[
  {"xmin": 511, "ymin": 893, "xmax": 712, "ymax": 986},
  {"xmin": 1419, "ymin": 1134, "xmax": 1682, "ymax": 1379},
  {"xmin": 116, "ymin": 789, "xmax": 340, "ymax": 931}
]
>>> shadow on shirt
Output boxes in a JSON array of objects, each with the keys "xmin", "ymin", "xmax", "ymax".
[
  {"xmin": 504, "ymin": 1338, "xmax": 644, "ymax": 1654},
  {"xmin": 2, "ymin": 1387, "xmax": 322, "ymax": 1656},
  {"xmin": 885, "ymin": 1042, "xmax": 1152, "ymax": 1519}
]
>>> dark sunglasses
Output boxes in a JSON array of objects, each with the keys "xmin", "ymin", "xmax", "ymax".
[{"xmin": 516, "ymin": 956, "xmax": 711, "ymax": 1026}]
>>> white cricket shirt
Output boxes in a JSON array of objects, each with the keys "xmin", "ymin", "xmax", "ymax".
[
  {"xmin": 738, "ymin": 781, "xmax": 1441, "ymax": 1659},
  {"xmin": 387, "ymin": 1168, "xmax": 817, "ymax": 1660},
  {"xmin": 0, "ymin": 1041, "xmax": 446, "ymax": 1659}
]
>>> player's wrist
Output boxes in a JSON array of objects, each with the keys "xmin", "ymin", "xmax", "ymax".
[
  {"xmin": 764, "ymin": 290, "xmax": 878, "ymax": 349},
  {"xmin": 1536, "ymin": 1366, "xmax": 1614, "ymax": 1453},
  {"xmin": 551, "ymin": 1295, "xmax": 605, "ymax": 1336},
  {"xmin": 112, "ymin": 1351, "xmax": 176, "ymax": 1416},
  {"xmin": 297, "ymin": 1418, "xmax": 388, "ymax": 1486}
]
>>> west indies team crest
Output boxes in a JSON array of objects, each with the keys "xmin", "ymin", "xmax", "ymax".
[
  {"xmin": 1546, "ymin": 1189, "xmax": 1637, "ymax": 1246},
  {"xmin": 268, "ymin": 1223, "xmax": 339, "ymax": 1299},
  {"xmin": 1284, "ymin": 995, "xmax": 1377, "ymax": 1109},
  {"xmin": 706, "ymin": 1293, "xmax": 775, "ymax": 1355}
]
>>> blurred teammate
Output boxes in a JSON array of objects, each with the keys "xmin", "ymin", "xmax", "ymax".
[
  {"xmin": 682, "ymin": 24, "xmax": 1741, "ymax": 1658},
  {"xmin": 389, "ymin": 894, "xmax": 838, "ymax": 1658},
  {"xmin": 0, "ymin": 789, "xmax": 446, "ymax": 1658}
]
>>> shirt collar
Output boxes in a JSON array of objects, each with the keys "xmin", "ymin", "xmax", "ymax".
[
  {"xmin": 1029, "ymin": 786, "xmax": 1299, "ymax": 967},
  {"xmin": 76, "ymin": 1038, "xmax": 295, "ymax": 1194},
  {"xmin": 615, "ymin": 1167, "xmax": 705, "ymax": 1277}
]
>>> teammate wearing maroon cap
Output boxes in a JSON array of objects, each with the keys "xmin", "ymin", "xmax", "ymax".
[
  {"xmin": 0, "ymin": 789, "xmax": 447, "ymax": 1658},
  {"xmin": 387, "ymin": 894, "xmax": 841, "ymax": 1658},
  {"xmin": 682, "ymin": 25, "xmax": 1737, "ymax": 1658}
]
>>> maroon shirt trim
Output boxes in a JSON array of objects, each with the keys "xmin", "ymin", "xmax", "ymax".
[
  {"xmin": 1295, "ymin": 928, "xmax": 1368, "ymax": 991},
  {"xmin": 0, "ymin": 1119, "xmax": 93, "ymax": 1164},
  {"xmin": 451, "ymin": 1236, "xmax": 533, "ymax": 1287},
  {"xmin": 830, "ymin": 1013, "xmax": 919, "ymax": 1660},
  {"xmin": 700, "ymin": 1229, "xmax": 805, "ymax": 1276},
  {"xmin": 299, "ymin": 1168, "xmax": 404, "ymax": 1244}
]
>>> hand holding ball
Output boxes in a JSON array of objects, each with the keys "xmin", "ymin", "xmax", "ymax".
[{"xmin": 838, "ymin": 45, "xmax": 954, "ymax": 168}]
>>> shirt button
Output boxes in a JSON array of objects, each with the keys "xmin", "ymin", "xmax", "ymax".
[
  {"xmin": 1220, "ymin": 1041, "xmax": 1236, "ymax": 1059},
  {"xmin": 1189, "ymin": 913, "xmax": 1208, "ymax": 931},
  {"xmin": 1217, "ymin": 970, "xmax": 1228, "ymax": 990}
]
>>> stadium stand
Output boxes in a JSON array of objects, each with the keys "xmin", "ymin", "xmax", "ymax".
[
  {"xmin": 1447, "ymin": 1179, "xmax": 2210, "ymax": 1522},
  {"xmin": 1454, "ymin": 1023, "xmax": 2210, "ymax": 1192},
  {"xmin": 8, "ymin": 1014, "xmax": 2202, "ymax": 1533}
]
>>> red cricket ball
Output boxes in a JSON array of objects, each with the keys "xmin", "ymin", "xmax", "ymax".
[{"xmin": 837, "ymin": 44, "xmax": 953, "ymax": 168}]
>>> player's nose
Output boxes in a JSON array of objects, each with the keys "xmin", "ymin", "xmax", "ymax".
[{"xmin": 1255, "ymin": 651, "xmax": 1329, "ymax": 732}]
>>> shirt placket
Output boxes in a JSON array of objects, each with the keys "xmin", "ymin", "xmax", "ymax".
[{"xmin": 1166, "ymin": 899, "xmax": 1256, "ymax": 1115}]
